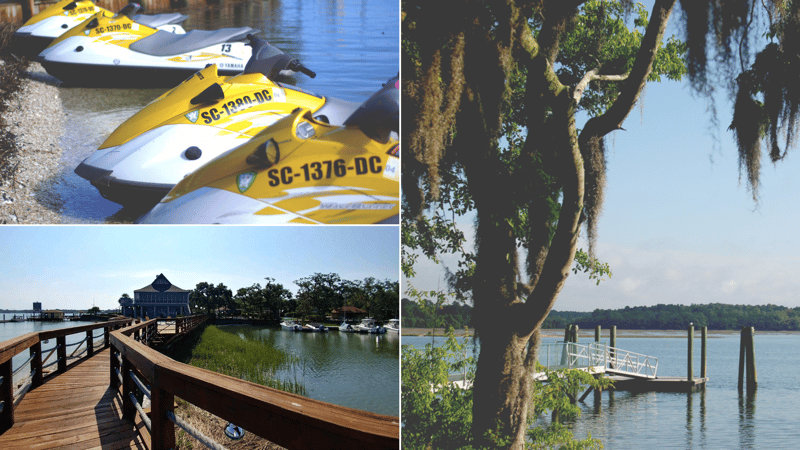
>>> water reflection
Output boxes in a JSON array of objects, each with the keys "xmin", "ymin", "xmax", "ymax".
[{"xmin": 738, "ymin": 390, "xmax": 756, "ymax": 448}]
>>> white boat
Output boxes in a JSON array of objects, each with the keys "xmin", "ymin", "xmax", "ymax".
[
  {"xmin": 355, "ymin": 317, "xmax": 385, "ymax": 334},
  {"xmin": 339, "ymin": 321, "xmax": 354, "ymax": 332},
  {"xmin": 303, "ymin": 323, "xmax": 328, "ymax": 332},
  {"xmin": 280, "ymin": 319, "xmax": 301, "ymax": 331},
  {"xmin": 385, "ymin": 319, "xmax": 399, "ymax": 333}
]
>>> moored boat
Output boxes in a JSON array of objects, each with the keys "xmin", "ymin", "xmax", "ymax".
[
  {"xmin": 355, "ymin": 317, "xmax": 385, "ymax": 334},
  {"xmin": 280, "ymin": 319, "xmax": 301, "ymax": 331},
  {"xmin": 303, "ymin": 323, "xmax": 328, "ymax": 332},
  {"xmin": 385, "ymin": 318, "xmax": 399, "ymax": 333}
]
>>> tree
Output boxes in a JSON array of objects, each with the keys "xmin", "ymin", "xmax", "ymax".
[
  {"xmin": 190, "ymin": 282, "xmax": 232, "ymax": 315},
  {"xmin": 293, "ymin": 273, "xmax": 343, "ymax": 320},
  {"xmin": 403, "ymin": 0, "xmax": 785, "ymax": 447},
  {"xmin": 236, "ymin": 278, "xmax": 293, "ymax": 320}
]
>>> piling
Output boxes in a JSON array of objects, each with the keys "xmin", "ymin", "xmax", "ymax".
[
  {"xmin": 687, "ymin": 323, "xmax": 693, "ymax": 381},
  {"xmin": 738, "ymin": 327, "xmax": 757, "ymax": 392},
  {"xmin": 610, "ymin": 326, "xmax": 616, "ymax": 366},
  {"xmin": 570, "ymin": 325, "xmax": 579, "ymax": 343},
  {"xmin": 595, "ymin": 326, "xmax": 601, "ymax": 343},
  {"xmin": 701, "ymin": 326, "xmax": 707, "ymax": 378}
]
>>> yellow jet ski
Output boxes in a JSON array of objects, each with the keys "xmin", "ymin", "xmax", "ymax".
[
  {"xmin": 75, "ymin": 35, "xmax": 360, "ymax": 207},
  {"xmin": 13, "ymin": 1, "xmax": 187, "ymax": 57},
  {"xmin": 137, "ymin": 75, "xmax": 399, "ymax": 224},
  {"xmin": 38, "ymin": 3, "xmax": 256, "ymax": 87}
]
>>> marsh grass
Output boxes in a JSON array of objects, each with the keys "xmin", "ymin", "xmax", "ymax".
[{"xmin": 184, "ymin": 325, "xmax": 306, "ymax": 395}]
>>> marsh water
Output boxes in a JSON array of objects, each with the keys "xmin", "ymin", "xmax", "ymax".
[
  {"xmin": 1, "ymin": 320, "xmax": 399, "ymax": 416},
  {"xmin": 404, "ymin": 332, "xmax": 800, "ymax": 449},
  {"xmin": 224, "ymin": 324, "xmax": 399, "ymax": 416},
  {"xmin": 38, "ymin": 0, "xmax": 398, "ymax": 223}
]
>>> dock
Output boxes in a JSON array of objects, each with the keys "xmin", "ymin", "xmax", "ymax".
[
  {"xmin": 0, "ymin": 347, "xmax": 146, "ymax": 449},
  {"xmin": 0, "ymin": 316, "xmax": 399, "ymax": 449},
  {"xmin": 607, "ymin": 375, "xmax": 708, "ymax": 393}
]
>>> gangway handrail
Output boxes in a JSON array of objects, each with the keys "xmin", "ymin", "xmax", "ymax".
[
  {"xmin": 0, "ymin": 317, "xmax": 136, "ymax": 432},
  {"xmin": 111, "ymin": 317, "xmax": 398, "ymax": 450},
  {"xmin": 538, "ymin": 342, "xmax": 658, "ymax": 378}
]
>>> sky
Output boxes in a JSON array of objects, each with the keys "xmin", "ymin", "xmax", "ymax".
[
  {"xmin": 0, "ymin": 226, "xmax": 399, "ymax": 311},
  {"xmin": 404, "ymin": 3, "xmax": 800, "ymax": 312}
]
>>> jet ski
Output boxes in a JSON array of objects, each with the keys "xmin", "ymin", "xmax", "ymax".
[
  {"xmin": 137, "ymin": 75, "xmax": 399, "ymax": 224},
  {"xmin": 13, "ymin": 1, "xmax": 188, "ymax": 57},
  {"xmin": 37, "ymin": 3, "xmax": 256, "ymax": 87},
  {"xmin": 74, "ymin": 35, "xmax": 360, "ymax": 207}
]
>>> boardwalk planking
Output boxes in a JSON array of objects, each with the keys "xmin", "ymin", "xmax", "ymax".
[{"xmin": 0, "ymin": 348, "xmax": 146, "ymax": 450}]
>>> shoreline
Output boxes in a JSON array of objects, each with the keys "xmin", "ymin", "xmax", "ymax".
[
  {"xmin": 0, "ymin": 62, "xmax": 64, "ymax": 224},
  {"xmin": 401, "ymin": 327, "xmax": 800, "ymax": 338}
]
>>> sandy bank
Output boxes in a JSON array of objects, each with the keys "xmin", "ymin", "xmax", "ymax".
[{"xmin": 0, "ymin": 62, "xmax": 63, "ymax": 224}]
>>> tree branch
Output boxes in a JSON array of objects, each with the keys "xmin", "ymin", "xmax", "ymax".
[
  {"xmin": 573, "ymin": 68, "xmax": 630, "ymax": 104},
  {"xmin": 579, "ymin": 0, "xmax": 677, "ymax": 143}
]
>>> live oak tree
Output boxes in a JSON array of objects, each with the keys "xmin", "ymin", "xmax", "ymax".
[{"xmin": 403, "ymin": 0, "xmax": 794, "ymax": 448}]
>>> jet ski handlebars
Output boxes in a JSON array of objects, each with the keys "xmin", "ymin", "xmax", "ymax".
[{"xmin": 244, "ymin": 34, "xmax": 316, "ymax": 80}]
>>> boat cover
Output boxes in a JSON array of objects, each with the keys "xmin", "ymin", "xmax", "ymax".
[
  {"xmin": 129, "ymin": 27, "xmax": 257, "ymax": 56},
  {"xmin": 132, "ymin": 13, "xmax": 189, "ymax": 29}
]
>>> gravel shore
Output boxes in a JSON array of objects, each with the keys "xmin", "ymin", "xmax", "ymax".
[{"xmin": 0, "ymin": 62, "xmax": 64, "ymax": 224}]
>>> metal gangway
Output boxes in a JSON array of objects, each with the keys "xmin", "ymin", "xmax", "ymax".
[{"xmin": 538, "ymin": 342, "xmax": 658, "ymax": 379}]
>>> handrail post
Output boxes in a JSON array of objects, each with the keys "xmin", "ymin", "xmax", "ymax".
[
  {"xmin": 105, "ymin": 326, "xmax": 111, "ymax": 349},
  {"xmin": 0, "ymin": 358, "xmax": 13, "ymax": 432},
  {"xmin": 151, "ymin": 383, "xmax": 176, "ymax": 449},
  {"xmin": 121, "ymin": 357, "xmax": 135, "ymax": 422},
  {"xmin": 57, "ymin": 335, "xmax": 67, "ymax": 373},
  {"xmin": 110, "ymin": 344, "xmax": 120, "ymax": 389},
  {"xmin": 86, "ymin": 330, "xmax": 94, "ymax": 358},
  {"xmin": 30, "ymin": 341, "xmax": 43, "ymax": 388}
]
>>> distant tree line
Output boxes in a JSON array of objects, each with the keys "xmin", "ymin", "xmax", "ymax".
[
  {"xmin": 402, "ymin": 301, "xmax": 800, "ymax": 331},
  {"xmin": 188, "ymin": 273, "xmax": 399, "ymax": 323},
  {"xmin": 401, "ymin": 298, "xmax": 472, "ymax": 329}
]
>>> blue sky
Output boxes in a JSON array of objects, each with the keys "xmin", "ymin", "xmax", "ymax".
[
  {"xmin": 0, "ymin": 226, "xmax": 399, "ymax": 311},
  {"xmin": 405, "ymin": 3, "xmax": 800, "ymax": 312}
]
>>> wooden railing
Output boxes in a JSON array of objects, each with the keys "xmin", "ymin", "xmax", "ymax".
[
  {"xmin": 0, "ymin": 317, "xmax": 136, "ymax": 432},
  {"xmin": 111, "ymin": 318, "xmax": 399, "ymax": 449}
]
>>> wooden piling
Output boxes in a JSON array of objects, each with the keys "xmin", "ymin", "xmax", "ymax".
[
  {"xmin": 701, "ymin": 326, "xmax": 707, "ymax": 379},
  {"xmin": 745, "ymin": 327, "xmax": 757, "ymax": 390},
  {"xmin": 571, "ymin": 325, "xmax": 579, "ymax": 343},
  {"xmin": 610, "ymin": 326, "xmax": 616, "ymax": 365},
  {"xmin": 738, "ymin": 327, "xmax": 757, "ymax": 392},
  {"xmin": 687, "ymin": 323, "xmax": 694, "ymax": 381},
  {"xmin": 595, "ymin": 325, "xmax": 601, "ymax": 343}
]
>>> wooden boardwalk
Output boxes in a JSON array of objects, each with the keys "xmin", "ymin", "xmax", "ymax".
[{"xmin": 0, "ymin": 348, "xmax": 145, "ymax": 450}]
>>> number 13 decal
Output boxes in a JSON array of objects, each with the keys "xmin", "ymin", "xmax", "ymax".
[{"xmin": 221, "ymin": 44, "xmax": 232, "ymax": 52}]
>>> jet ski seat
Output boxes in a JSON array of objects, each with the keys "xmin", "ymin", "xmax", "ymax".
[
  {"xmin": 129, "ymin": 27, "xmax": 257, "ymax": 57},
  {"xmin": 132, "ymin": 13, "xmax": 189, "ymax": 29}
]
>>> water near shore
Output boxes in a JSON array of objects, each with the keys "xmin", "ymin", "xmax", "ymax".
[
  {"xmin": 227, "ymin": 325, "xmax": 399, "ymax": 417},
  {"xmin": 28, "ymin": 0, "xmax": 398, "ymax": 223},
  {"xmin": 404, "ymin": 331, "xmax": 800, "ymax": 448}
]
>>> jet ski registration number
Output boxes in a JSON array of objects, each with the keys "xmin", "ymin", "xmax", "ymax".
[
  {"xmin": 201, "ymin": 90, "xmax": 277, "ymax": 124},
  {"xmin": 267, "ymin": 157, "xmax": 384, "ymax": 187},
  {"xmin": 93, "ymin": 23, "xmax": 134, "ymax": 34}
]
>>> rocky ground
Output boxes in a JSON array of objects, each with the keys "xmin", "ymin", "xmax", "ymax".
[{"xmin": 0, "ymin": 62, "xmax": 64, "ymax": 224}]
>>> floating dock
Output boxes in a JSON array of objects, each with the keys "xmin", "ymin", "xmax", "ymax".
[{"xmin": 607, "ymin": 375, "xmax": 708, "ymax": 393}]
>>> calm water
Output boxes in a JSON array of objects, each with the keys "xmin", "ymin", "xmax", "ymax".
[
  {"xmin": 41, "ymin": 0, "xmax": 399, "ymax": 222},
  {"xmin": 404, "ymin": 332, "xmax": 800, "ymax": 448},
  {"xmin": 223, "ymin": 325, "xmax": 399, "ymax": 416},
  {"xmin": 1, "ymin": 321, "xmax": 399, "ymax": 417}
]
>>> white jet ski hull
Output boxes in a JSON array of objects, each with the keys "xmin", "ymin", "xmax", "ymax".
[{"xmin": 38, "ymin": 34, "xmax": 250, "ymax": 87}]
